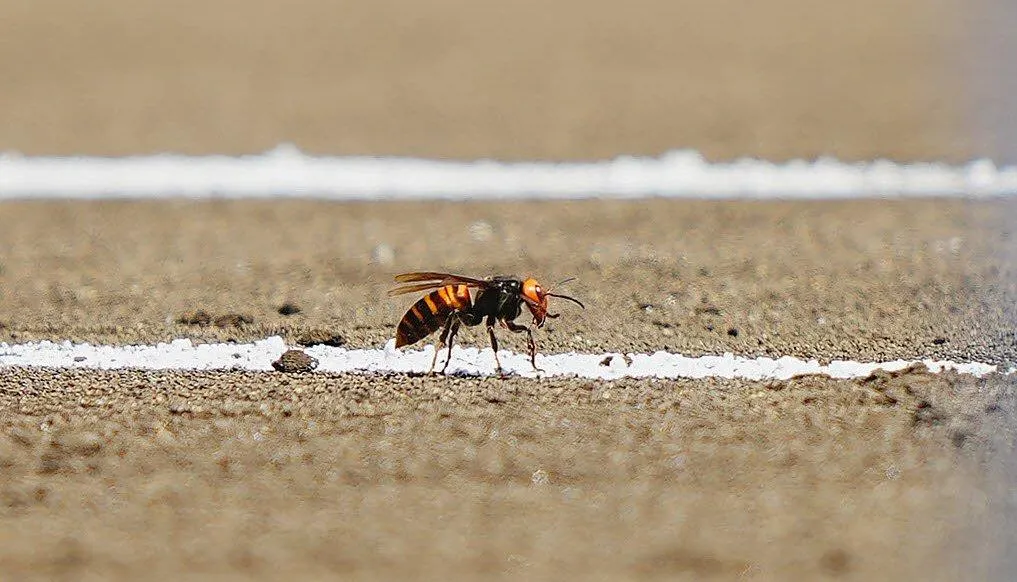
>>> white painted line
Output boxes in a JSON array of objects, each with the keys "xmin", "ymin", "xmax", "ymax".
[
  {"xmin": 2, "ymin": 145, "xmax": 1016, "ymax": 200},
  {"xmin": 0, "ymin": 337, "xmax": 1003, "ymax": 380}
]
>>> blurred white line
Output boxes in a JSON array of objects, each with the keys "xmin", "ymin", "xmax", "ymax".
[
  {"xmin": 0, "ymin": 336, "xmax": 1003, "ymax": 380},
  {"xmin": 1, "ymin": 145, "xmax": 1016, "ymax": 200}
]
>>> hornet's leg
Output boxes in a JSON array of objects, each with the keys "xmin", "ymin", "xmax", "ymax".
[
  {"xmin": 506, "ymin": 320, "xmax": 542, "ymax": 372},
  {"xmin": 486, "ymin": 323, "xmax": 504, "ymax": 377},
  {"xmin": 440, "ymin": 319, "xmax": 462, "ymax": 374},
  {"xmin": 429, "ymin": 312, "xmax": 457, "ymax": 375}
]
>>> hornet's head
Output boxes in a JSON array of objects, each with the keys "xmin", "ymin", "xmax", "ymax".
[{"xmin": 520, "ymin": 277, "xmax": 585, "ymax": 328}]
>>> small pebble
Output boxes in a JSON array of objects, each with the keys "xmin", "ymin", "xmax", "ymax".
[
  {"xmin": 272, "ymin": 350, "xmax": 319, "ymax": 373},
  {"xmin": 531, "ymin": 469, "xmax": 550, "ymax": 485}
]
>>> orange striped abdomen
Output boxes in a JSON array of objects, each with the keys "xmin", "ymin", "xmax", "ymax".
[{"xmin": 395, "ymin": 284, "xmax": 471, "ymax": 348}]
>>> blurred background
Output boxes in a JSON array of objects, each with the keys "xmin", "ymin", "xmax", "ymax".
[{"xmin": 1, "ymin": 0, "xmax": 1011, "ymax": 164}]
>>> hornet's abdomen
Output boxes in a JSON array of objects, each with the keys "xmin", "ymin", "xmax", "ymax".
[{"xmin": 395, "ymin": 284, "xmax": 471, "ymax": 347}]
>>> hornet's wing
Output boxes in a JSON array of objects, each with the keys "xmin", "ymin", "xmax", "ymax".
[{"xmin": 387, "ymin": 272, "xmax": 491, "ymax": 297}]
